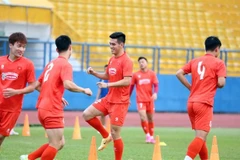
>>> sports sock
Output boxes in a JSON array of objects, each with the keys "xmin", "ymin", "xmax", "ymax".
[
  {"xmin": 114, "ymin": 138, "xmax": 124, "ymax": 160},
  {"xmin": 186, "ymin": 137, "xmax": 204, "ymax": 159},
  {"xmin": 148, "ymin": 121, "xmax": 154, "ymax": 136},
  {"xmin": 28, "ymin": 143, "xmax": 48, "ymax": 160},
  {"xmin": 141, "ymin": 121, "xmax": 149, "ymax": 134},
  {"xmin": 199, "ymin": 142, "xmax": 208, "ymax": 160},
  {"xmin": 41, "ymin": 145, "xmax": 57, "ymax": 160},
  {"xmin": 87, "ymin": 117, "xmax": 109, "ymax": 138}
]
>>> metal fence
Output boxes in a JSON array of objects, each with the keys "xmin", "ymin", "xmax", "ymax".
[{"xmin": 0, "ymin": 38, "xmax": 240, "ymax": 75}]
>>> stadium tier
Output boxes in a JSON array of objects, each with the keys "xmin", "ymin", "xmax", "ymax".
[{"xmin": 48, "ymin": 0, "xmax": 240, "ymax": 75}]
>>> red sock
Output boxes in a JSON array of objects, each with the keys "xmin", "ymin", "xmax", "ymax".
[
  {"xmin": 41, "ymin": 146, "xmax": 58, "ymax": 160},
  {"xmin": 141, "ymin": 121, "xmax": 149, "ymax": 134},
  {"xmin": 114, "ymin": 138, "xmax": 124, "ymax": 160},
  {"xmin": 28, "ymin": 143, "xmax": 48, "ymax": 160},
  {"xmin": 86, "ymin": 117, "xmax": 109, "ymax": 138},
  {"xmin": 199, "ymin": 142, "xmax": 208, "ymax": 160},
  {"xmin": 148, "ymin": 122, "xmax": 154, "ymax": 136},
  {"xmin": 186, "ymin": 137, "xmax": 204, "ymax": 159}
]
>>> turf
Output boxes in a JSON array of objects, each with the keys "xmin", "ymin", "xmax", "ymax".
[{"xmin": 0, "ymin": 127, "xmax": 240, "ymax": 160}]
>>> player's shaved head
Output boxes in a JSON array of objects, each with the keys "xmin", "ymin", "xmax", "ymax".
[
  {"xmin": 55, "ymin": 35, "xmax": 71, "ymax": 53},
  {"xmin": 9, "ymin": 32, "xmax": 27, "ymax": 45},
  {"xmin": 109, "ymin": 32, "xmax": 126, "ymax": 44},
  {"xmin": 205, "ymin": 36, "xmax": 221, "ymax": 51}
]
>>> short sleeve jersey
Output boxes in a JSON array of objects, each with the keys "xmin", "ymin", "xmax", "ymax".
[
  {"xmin": 131, "ymin": 70, "xmax": 158, "ymax": 102},
  {"xmin": 106, "ymin": 52, "xmax": 133, "ymax": 103},
  {"xmin": 0, "ymin": 56, "xmax": 36, "ymax": 112},
  {"xmin": 37, "ymin": 56, "xmax": 72, "ymax": 115},
  {"xmin": 182, "ymin": 54, "xmax": 226, "ymax": 106}
]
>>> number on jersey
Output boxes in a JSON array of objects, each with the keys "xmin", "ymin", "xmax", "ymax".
[
  {"xmin": 43, "ymin": 62, "xmax": 54, "ymax": 82},
  {"xmin": 197, "ymin": 61, "xmax": 205, "ymax": 80}
]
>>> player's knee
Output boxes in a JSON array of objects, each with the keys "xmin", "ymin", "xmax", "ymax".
[{"xmin": 82, "ymin": 110, "xmax": 90, "ymax": 120}]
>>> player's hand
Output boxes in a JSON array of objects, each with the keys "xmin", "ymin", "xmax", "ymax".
[
  {"xmin": 87, "ymin": 67, "xmax": 95, "ymax": 75},
  {"xmin": 83, "ymin": 88, "xmax": 92, "ymax": 96},
  {"xmin": 3, "ymin": 88, "xmax": 19, "ymax": 98},
  {"xmin": 97, "ymin": 82, "xmax": 108, "ymax": 88},
  {"xmin": 62, "ymin": 97, "xmax": 69, "ymax": 107},
  {"xmin": 151, "ymin": 93, "xmax": 157, "ymax": 100}
]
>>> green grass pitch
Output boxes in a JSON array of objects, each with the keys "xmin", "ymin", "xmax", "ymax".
[{"xmin": 0, "ymin": 127, "xmax": 240, "ymax": 160}]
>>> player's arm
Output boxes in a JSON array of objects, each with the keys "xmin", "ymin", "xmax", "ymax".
[
  {"xmin": 95, "ymin": 87, "xmax": 101, "ymax": 100},
  {"xmin": 63, "ymin": 80, "xmax": 92, "ymax": 95},
  {"xmin": 129, "ymin": 74, "xmax": 136, "ymax": 96},
  {"xmin": 35, "ymin": 81, "xmax": 41, "ymax": 92},
  {"xmin": 217, "ymin": 61, "xmax": 226, "ymax": 88},
  {"xmin": 17, "ymin": 81, "xmax": 36, "ymax": 94},
  {"xmin": 218, "ymin": 77, "xmax": 225, "ymax": 88},
  {"xmin": 109, "ymin": 76, "xmax": 132, "ymax": 87},
  {"xmin": 87, "ymin": 67, "xmax": 109, "ymax": 80},
  {"xmin": 176, "ymin": 69, "xmax": 191, "ymax": 91},
  {"xmin": 3, "ymin": 81, "xmax": 36, "ymax": 98}
]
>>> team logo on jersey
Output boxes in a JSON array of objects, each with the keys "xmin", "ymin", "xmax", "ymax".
[
  {"xmin": 1, "ymin": 65, "xmax": 4, "ymax": 69},
  {"xmin": 2, "ymin": 72, "xmax": 18, "ymax": 80},
  {"xmin": 17, "ymin": 66, "xmax": 22, "ymax": 70},
  {"xmin": 139, "ymin": 79, "xmax": 150, "ymax": 85},
  {"xmin": 109, "ymin": 68, "xmax": 117, "ymax": 75}
]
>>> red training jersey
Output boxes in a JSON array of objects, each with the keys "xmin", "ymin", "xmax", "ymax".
[
  {"xmin": 106, "ymin": 52, "xmax": 133, "ymax": 103},
  {"xmin": 131, "ymin": 70, "xmax": 158, "ymax": 102},
  {"xmin": 182, "ymin": 54, "xmax": 226, "ymax": 106},
  {"xmin": 0, "ymin": 56, "xmax": 35, "ymax": 112},
  {"xmin": 37, "ymin": 56, "xmax": 72, "ymax": 116}
]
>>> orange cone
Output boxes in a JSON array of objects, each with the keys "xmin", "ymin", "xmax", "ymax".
[
  {"xmin": 22, "ymin": 114, "xmax": 30, "ymax": 136},
  {"xmin": 106, "ymin": 117, "xmax": 111, "ymax": 133},
  {"xmin": 210, "ymin": 135, "xmax": 220, "ymax": 160},
  {"xmin": 152, "ymin": 135, "xmax": 162, "ymax": 160},
  {"xmin": 88, "ymin": 136, "xmax": 97, "ymax": 160},
  {"xmin": 72, "ymin": 116, "xmax": 82, "ymax": 140}
]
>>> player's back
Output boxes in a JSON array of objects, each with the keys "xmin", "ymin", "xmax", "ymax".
[
  {"xmin": 37, "ymin": 56, "xmax": 72, "ymax": 111},
  {"xmin": 188, "ymin": 54, "xmax": 225, "ymax": 106}
]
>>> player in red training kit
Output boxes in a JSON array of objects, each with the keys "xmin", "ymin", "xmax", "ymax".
[
  {"xmin": 130, "ymin": 56, "xmax": 158, "ymax": 144},
  {"xmin": 0, "ymin": 32, "xmax": 36, "ymax": 147},
  {"xmin": 176, "ymin": 36, "xmax": 226, "ymax": 160},
  {"xmin": 83, "ymin": 32, "xmax": 133, "ymax": 160},
  {"xmin": 20, "ymin": 35, "xmax": 92, "ymax": 160}
]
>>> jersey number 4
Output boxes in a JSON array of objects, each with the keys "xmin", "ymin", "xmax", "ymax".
[
  {"xmin": 197, "ymin": 61, "xmax": 205, "ymax": 80},
  {"xmin": 43, "ymin": 62, "xmax": 54, "ymax": 82}
]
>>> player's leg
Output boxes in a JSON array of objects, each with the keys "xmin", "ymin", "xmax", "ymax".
[
  {"xmin": 108, "ymin": 103, "xmax": 129, "ymax": 160},
  {"xmin": 40, "ymin": 128, "xmax": 64, "ymax": 160},
  {"xmin": 0, "ymin": 111, "xmax": 20, "ymax": 147},
  {"xmin": 83, "ymin": 98, "xmax": 110, "ymax": 140},
  {"xmin": 100, "ymin": 115, "xmax": 106, "ymax": 126},
  {"xmin": 146, "ymin": 101, "xmax": 155, "ymax": 143},
  {"xmin": 137, "ymin": 103, "xmax": 150, "ymax": 142},
  {"xmin": 184, "ymin": 103, "xmax": 212, "ymax": 160}
]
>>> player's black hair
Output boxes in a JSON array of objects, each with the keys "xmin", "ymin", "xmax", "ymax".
[
  {"xmin": 9, "ymin": 32, "xmax": 27, "ymax": 45},
  {"xmin": 205, "ymin": 36, "xmax": 222, "ymax": 51},
  {"xmin": 138, "ymin": 56, "xmax": 148, "ymax": 62},
  {"xmin": 104, "ymin": 64, "xmax": 108, "ymax": 68},
  {"xmin": 55, "ymin": 35, "xmax": 72, "ymax": 53},
  {"xmin": 109, "ymin": 32, "xmax": 126, "ymax": 44}
]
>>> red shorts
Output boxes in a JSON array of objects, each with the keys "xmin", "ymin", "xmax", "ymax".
[
  {"xmin": 137, "ymin": 101, "xmax": 154, "ymax": 113},
  {"xmin": 38, "ymin": 109, "xmax": 64, "ymax": 129},
  {"xmin": 93, "ymin": 97, "xmax": 129, "ymax": 126},
  {"xmin": 0, "ymin": 111, "xmax": 20, "ymax": 136},
  {"xmin": 188, "ymin": 102, "xmax": 213, "ymax": 132}
]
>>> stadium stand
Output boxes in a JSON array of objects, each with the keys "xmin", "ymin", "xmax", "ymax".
[{"xmin": 48, "ymin": 0, "xmax": 240, "ymax": 75}]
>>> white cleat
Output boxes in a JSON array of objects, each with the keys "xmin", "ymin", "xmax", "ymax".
[
  {"xmin": 10, "ymin": 129, "xmax": 19, "ymax": 136},
  {"xmin": 98, "ymin": 134, "xmax": 112, "ymax": 151},
  {"xmin": 20, "ymin": 155, "xmax": 28, "ymax": 160}
]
